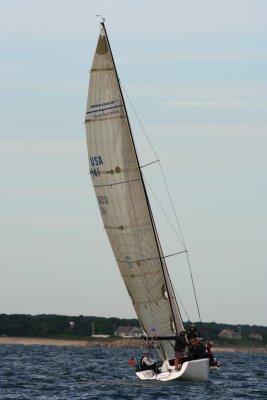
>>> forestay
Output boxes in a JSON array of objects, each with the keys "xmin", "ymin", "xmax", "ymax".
[{"xmin": 85, "ymin": 24, "xmax": 185, "ymax": 361}]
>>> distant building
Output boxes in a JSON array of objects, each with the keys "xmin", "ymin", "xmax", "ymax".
[
  {"xmin": 114, "ymin": 326, "xmax": 143, "ymax": 338},
  {"xmin": 218, "ymin": 328, "xmax": 242, "ymax": 340},
  {"xmin": 249, "ymin": 333, "xmax": 263, "ymax": 341}
]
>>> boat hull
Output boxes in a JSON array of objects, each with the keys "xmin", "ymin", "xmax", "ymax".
[{"xmin": 136, "ymin": 358, "xmax": 209, "ymax": 382}]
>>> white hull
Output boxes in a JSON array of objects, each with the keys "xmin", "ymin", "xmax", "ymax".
[{"xmin": 136, "ymin": 358, "xmax": 209, "ymax": 382}]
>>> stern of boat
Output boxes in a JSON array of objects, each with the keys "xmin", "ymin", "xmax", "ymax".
[{"xmin": 135, "ymin": 358, "xmax": 209, "ymax": 382}]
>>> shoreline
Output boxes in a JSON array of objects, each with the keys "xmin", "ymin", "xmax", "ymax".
[{"xmin": 0, "ymin": 337, "xmax": 266, "ymax": 352}]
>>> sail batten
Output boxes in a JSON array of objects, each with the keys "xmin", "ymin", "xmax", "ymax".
[
  {"xmin": 85, "ymin": 23, "xmax": 185, "ymax": 361},
  {"xmin": 118, "ymin": 255, "xmax": 160, "ymax": 263},
  {"xmin": 93, "ymin": 178, "xmax": 140, "ymax": 188}
]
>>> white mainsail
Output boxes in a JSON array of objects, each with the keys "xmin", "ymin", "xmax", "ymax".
[{"xmin": 85, "ymin": 24, "xmax": 185, "ymax": 361}]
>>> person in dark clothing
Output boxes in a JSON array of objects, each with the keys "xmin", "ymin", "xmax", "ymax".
[
  {"xmin": 192, "ymin": 337, "xmax": 205, "ymax": 359},
  {"xmin": 187, "ymin": 324, "xmax": 200, "ymax": 354},
  {"xmin": 188, "ymin": 338, "xmax": 196, "ymax": 356},
  {"xmin": 174, "ymin": 330, "xmax": 187, "ymax": 370},
  {"xmin": 187, "ymin": 324, "xmax": 200, "ymax": 341}
]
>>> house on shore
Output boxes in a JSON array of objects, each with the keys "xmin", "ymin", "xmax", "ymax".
[
  {"xmin": 218, "ymin": 328, "xmax": 242, "ymax": 340},
  {"xmin": 249, "ymin": 333, "xmax": 263, "ymax": 341},
  {"xmin": 114, "ymin": 326, "xmax": 143, "ymax": 338}
]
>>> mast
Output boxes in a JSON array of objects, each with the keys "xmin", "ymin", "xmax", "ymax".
[{"xmin": 101, "ymin": 22, "xmax": 183, "ymax": 335}]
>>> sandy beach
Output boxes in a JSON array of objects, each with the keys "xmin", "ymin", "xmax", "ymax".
[
  {"xmin": 0, "ymin": 337, "xmax": 266, "ymax": 352},
  {"xmin": 0, "ymin": 337, "xmax": 143, "ymax": 348}
]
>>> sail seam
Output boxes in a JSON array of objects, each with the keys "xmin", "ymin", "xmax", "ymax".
[
  {"xmin": 85, "ymin": 115, "xmax": 125, "ymax": 123},
  {"xmin": 85, "ymin": 115, "xmax": 126, "ymax": 123},
  {"xmin": 117, "ymin": 251, "xmax": 187, "ymax": 264},
  {"xmin": 118, "ymin": 256, "xmax": 160, "ymax": 263},
  {"xmin": 104, "ymin": 222, "xmax": 150, "ymax": 230},
  {"xmin": 93, "ymin": 178, "xmax": 140, "ymax": 188},
  {"xmin": 91, "ymin": 67, "xmax": 114, "ymax": 72}
]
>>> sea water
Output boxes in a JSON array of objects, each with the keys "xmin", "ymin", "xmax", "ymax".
[{"xmin": 0, "ymin": 345, "xmax": 266, "ymax": 399}]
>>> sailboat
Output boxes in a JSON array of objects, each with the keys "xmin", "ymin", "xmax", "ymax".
[{"xmin": 85, "ymin": 22, "xmax": 209, "ymax": 382}]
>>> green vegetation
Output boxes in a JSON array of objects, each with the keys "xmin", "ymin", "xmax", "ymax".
[
  {"xmin": 0, "ymin": 314, "xmax": 137, "ymax": 339},
  {"xmin": 184, "ymin": 321, "xmax": 267, "ymax": 347},
  {"xmin": 0, "ymin": 314, "xmax": 266, "ymax": 347}
]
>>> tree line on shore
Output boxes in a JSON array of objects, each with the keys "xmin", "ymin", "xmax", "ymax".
[{"xmin": 0, "ymin": 314, "xmax": 266, "ymax": 346}]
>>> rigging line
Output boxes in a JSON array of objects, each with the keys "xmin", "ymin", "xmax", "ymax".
[
  {"xmin": 121, "ymin": 82, "xmax": 186, "ymax": 335},
  {"xmin": 185, "ymin": 251, "xmax": 205, "ymax": 340},
  {"xmin": 121, "ymin": 82, "xmax": 186, "ymax": 249},
  {"xmin": 158, "ymin": 161, "xmax": 186, "ymax": 249},
  {"xmin": 167, "ymin": 340, "xmax": 174, "ymax": 349},
  {"xmin": 143, "ymin": 176, "xmax": 184, "ymax": 246},
  {"xmin": 164, "ymin": 250, "xmax": 187, "ymax": 259},
  {"xmin": 120, "ymin": 83, "xmax": 158, "ymax": 156},
  {"xmin": 140, "ymin": 160, "xmax": 159, "ymax": 169},
  {"xmin": 173, "ymin": 285, "xmax": 191, "ymax": 322},
  {"xmin": 121, "ymin": 83, "xmax": 204, "ymax": 334}
]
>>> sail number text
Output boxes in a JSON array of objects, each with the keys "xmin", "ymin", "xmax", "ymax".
[
  {"xmin": 90, "ymin": 155, "xmax": 103, "ymax": 178},
  {"xmin": 98, "ymin": 194, "xmax": 108, "ymax": 215}
]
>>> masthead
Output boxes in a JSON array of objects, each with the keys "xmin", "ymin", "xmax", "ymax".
[{"xmin": 96, "ymin": 14, "xmax": 106, "ymax": 26}]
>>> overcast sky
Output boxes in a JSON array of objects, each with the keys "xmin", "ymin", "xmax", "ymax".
[{"xmin": 1, "ymin": 0, "xmax": 266, "ymax": 327}]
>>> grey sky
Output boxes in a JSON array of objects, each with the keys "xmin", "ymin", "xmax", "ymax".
[{"xmin": 0, "ymin": 0, "xmax": 266, "ymax": 326}]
